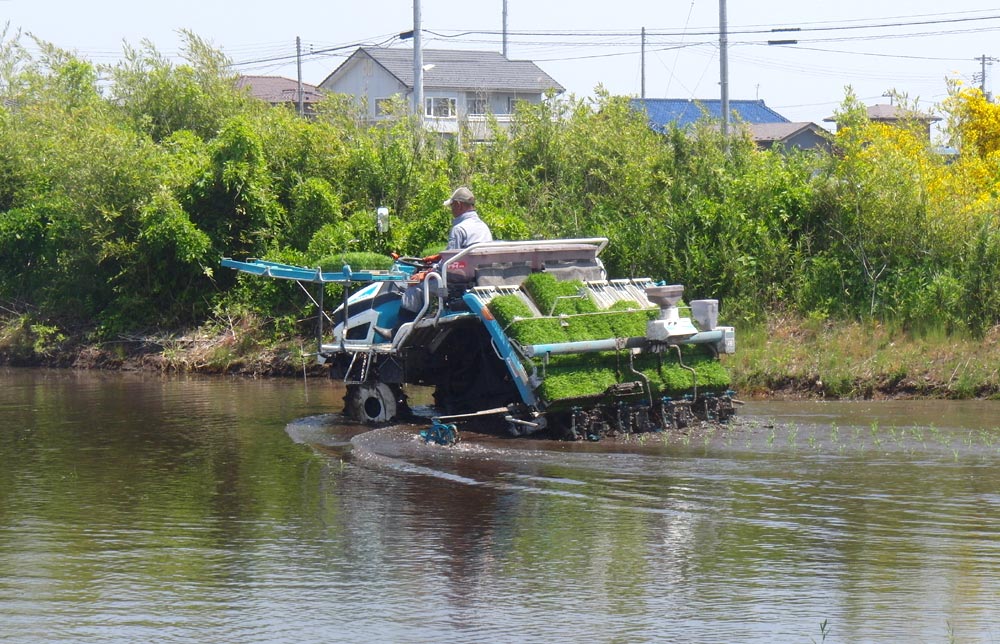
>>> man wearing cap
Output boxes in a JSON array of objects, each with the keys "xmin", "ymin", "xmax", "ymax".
[
  {"xmin": 443, "ymin": 186, "xmax": 492, "ymax": 250},
  {"xmin": 397, "ymin": 186, "xmax": 493, "ymax": 324}
]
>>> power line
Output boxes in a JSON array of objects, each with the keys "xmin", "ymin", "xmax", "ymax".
[
  {"xmin": 756, "ymin": 44, "xmax": 972, "ymax": 63},
  {"xmin": 429, "ymin": 12, "xmax": 1000, "ymax": 40},
  {"xmin": 229, "ymin": 33, "xmax": 400, "ymax": 70},
  {"xmin": 522, "ymin": 42, "xmax": 703, "ymax": 64}
]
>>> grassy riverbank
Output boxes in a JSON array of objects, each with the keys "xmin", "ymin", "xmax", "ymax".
[
  {"xmin": 730, "ymin": 316, "xmax": 1000, "ymax": 400},
  {"xmin": 0, "ymin": 314, "xmax": 317, "ymax": 377},
  {"xmin": 2, "ymin": 313, "xmax": 998, "ymax": 400}
]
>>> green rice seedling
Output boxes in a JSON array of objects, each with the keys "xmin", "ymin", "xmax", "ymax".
[
  {"xmin": 606, "ymin": 300, "xmax": 658, "ymax": 337},
  {"xmin": 562, "ymin": 312, "xmax": 614, "ymax": 343},
  {"xmin": 488, "ymin": 274, "xmax": 732, "ymax": 403},
  {"xmin": 512, "ymin": 318, "xmax": 573, "ymax": 346},
  {"xmin": 526, "ymin": 348, "xmax": 731, "ymax": 404},
  {"xmin": 489, "ymin": 295, "xmax": 569, "ymax": 345},
  {"xmin": 318, "ymin": 252, "xmax": 395, "ymax": 272},
  {"xmin": 930, "ymin": 425, "xmax": 952, "ymax": 448},
  {"xmin": 814, "ymin": 618, "xmax": 831, "ymax": 643},
  {"xmin": 488, "ymin": 294, "xmax": 534, "ymax": 328},
  {"xmin": 536, "ymin": 359, "xmax": 619, "ymax": 401},
  {"xmin": 523, "ymin": 272, "xmax": 596, "ymax": 316},
  {"xmin": 871, "ymin": 422, "xmax": 883, "ymax": 448}
]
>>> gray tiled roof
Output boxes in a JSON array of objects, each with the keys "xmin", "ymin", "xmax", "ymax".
[
  {"xmin": 347, "ymin": 47, "xmax": 564, "ymax": 93},
  {"xmin": 823, "ymin": 103, "xmax": 940, "ymax": 123},
  {"xmin": 749, "ymin": 122, "xmax": 822, "ymax": 142},
  {"xmin": 236, "ymin": 75, "xmax": 323, "ymax": 104}
]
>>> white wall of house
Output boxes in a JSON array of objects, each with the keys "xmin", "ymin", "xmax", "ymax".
[
  {"xmin": 323, "ymin": 53, "xmax": 550, "ymax": 140},
  {"xmin": 461, "ymin": 90, "xmax": 542, "ymax": 117},
  {"xmin": 321, "ymin": 56, "xmax": 407, "ymax": 120},
  {"xmin": 420, "ymin": 89, "xmax": 542, "ymax": 119}
]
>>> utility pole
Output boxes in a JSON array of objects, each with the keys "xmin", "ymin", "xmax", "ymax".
[
  {"xmin": 502, "ymin": 0, "xmax": 509, "ymax": 58},
  {"xmin": 413, "ymin": 0, "xmax": 423, "ymax": 121},
  {"xmin": 641, "ymin": 27, "xmax": 646, "ymax": 99},
  {"xmin": 975, "ymin": 54, "xmax": 997, "ymax": 101},
  {"xmin": 296, "ymin": 36, "xmax": 304, "ymax": 117},
  {"xmin": 719, "ymin": 0, "xmax": 729, "ymax": 139}
]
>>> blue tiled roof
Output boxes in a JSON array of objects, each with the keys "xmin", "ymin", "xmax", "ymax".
[{"xmin": 630, "ymin": 98, "xmax": 790, "ymax": 131}]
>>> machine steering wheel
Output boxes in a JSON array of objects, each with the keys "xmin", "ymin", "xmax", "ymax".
[{"xmin": 394, "ymin": 255, "xmax": 433, "ymax": 269}]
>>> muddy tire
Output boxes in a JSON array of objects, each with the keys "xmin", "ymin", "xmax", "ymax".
[{"xmin": 344, "ymin": 382, "xmax": 406, "ymax": 424}]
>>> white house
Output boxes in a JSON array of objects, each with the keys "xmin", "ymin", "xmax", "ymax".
[{"xmin": 319, "ymin": 47, "xmax": 564, "ymax": 139}]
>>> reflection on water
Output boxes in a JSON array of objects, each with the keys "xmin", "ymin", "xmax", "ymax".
[{"xmin": 2, "ymin": 368, "xmax": 1000, "ymax": 643}]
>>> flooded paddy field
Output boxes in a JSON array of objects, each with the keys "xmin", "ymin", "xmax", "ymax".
[{"xmin": 2, "ymin": 368, "xmax": 999, "ymax": 642}]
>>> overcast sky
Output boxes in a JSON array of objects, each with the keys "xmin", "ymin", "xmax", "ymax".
[{"xmin": 5, "ymin": 1, "xmax": 1000, "ymax": 129}]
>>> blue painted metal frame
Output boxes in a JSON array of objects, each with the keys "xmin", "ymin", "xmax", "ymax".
[
  {"xmin": 462, "ymin": 292, "xmax": 538, "ymax": 408},
  {"xmin": 221, "ymin": 258, "xmax": 411, "ymax": 283}
]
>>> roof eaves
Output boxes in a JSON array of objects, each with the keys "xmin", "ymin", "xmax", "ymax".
[{"xmin": 319, "ymin": 48, "xmax": 409, "ymax": 89}]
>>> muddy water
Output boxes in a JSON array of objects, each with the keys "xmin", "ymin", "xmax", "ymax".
[{"xmin": 1, "ymin": 368, "xmax": 1000, "ymax": 642}]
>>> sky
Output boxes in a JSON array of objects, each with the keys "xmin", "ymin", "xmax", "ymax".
[{"xmin": 5, "ymin": 1, "xmax": 1000, "ymax": 131}]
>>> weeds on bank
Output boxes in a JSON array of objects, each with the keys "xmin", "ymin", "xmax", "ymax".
[
  {"xmin": 0, "ymin": 314, "xmax": 68, "ymax": 360},
  {"xmin": 731, "ymin": 316, "xmax": 1000, "ymax": 400}
]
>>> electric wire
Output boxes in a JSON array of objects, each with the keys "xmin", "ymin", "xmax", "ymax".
[
  {"xmin": 664, "ymin": 0, "xmax": 699, "ymax": 98},
  {"xmin": 9, "ymin": 7, "xmax": 998, "ymax": 123}
]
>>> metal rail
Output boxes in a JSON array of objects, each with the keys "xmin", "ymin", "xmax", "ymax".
[
  {"xmin": 437, "ymin": 237, "xmax": 610, "ymax": 293},
  {"xmin": 220, "ymin": 258, "xmax": 409, "ymax": 283},
  {"xmin": 523, "ymin": 330, "xmax": 726, "ymax": 358}
]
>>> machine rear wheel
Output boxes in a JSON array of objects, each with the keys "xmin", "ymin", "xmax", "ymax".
[{"xmin": 344, "ymin": 382, "xmax": 406, "ymax": 424}]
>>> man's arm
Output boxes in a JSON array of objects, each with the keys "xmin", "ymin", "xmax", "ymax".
[{"xmin": 447, "ymin": 225, "xmax": 465, "ymax": 251}]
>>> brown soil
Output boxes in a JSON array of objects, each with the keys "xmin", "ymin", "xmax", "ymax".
[{"xmin": 3, "ymin": 317, "xmax": 998, "ymax": 402}]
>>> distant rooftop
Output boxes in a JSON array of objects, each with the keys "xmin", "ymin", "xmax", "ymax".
[
  {"xmin": 630, "ymin": 98, "xmax": 790, "ymax": 131},
  {"xmin": 236, "ymin": 75, "xmax": 323, "ymax": 105},
  {"xmin": 323, "ymin": 47, "xmax": 564, "ymax": 93},
  {"xmin": 749, "ymin": 122, "xmax": 822, "ymax": 142},
  {"xmin": 823, "ymin": 103, "xmax": 941, "ymax": 123}
]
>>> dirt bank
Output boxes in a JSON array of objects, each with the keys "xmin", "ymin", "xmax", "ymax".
[{"xmin": 2, "ymin": 315, "xmax": 999, "ymax": 401}]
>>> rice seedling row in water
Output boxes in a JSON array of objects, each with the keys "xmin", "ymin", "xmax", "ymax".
[{"xmin": 488, "ymin": 273, "xmax": 731, "ymax": 402}]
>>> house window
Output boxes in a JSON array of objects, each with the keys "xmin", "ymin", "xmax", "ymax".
[
  {"xmin": 425, "ymin": 97, "xmax": 456, "ymax": 118},
  {"xmin": 467, "ymin": 95, "xmax": 488, "ymax": 116}
]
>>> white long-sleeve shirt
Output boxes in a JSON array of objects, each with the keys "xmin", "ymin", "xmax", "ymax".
[{"xmin": 447, "ymin": 210, "xmax": 493, "ymax": 250}]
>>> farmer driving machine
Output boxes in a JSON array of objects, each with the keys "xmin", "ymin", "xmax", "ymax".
[{"xmin": 222, "ymin": 238, "xmax": 737, "ymax": 440}]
